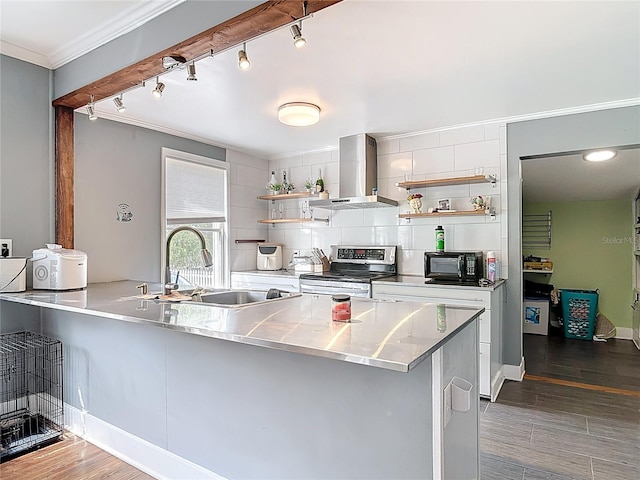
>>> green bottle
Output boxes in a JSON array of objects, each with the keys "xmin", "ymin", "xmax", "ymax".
[
  {"xmin": 315, "ymin": 168, "xmax": 324, "ymax": 193},
  {"xmin": 435, "ymin": 225, "xmax": 445, "ymax": 252}
]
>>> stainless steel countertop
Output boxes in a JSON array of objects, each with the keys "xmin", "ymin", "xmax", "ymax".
[
  {"xmin": 0, "ymin": 280, "xmax": 482, "ymax": 373},
  {"xmin": 373, "ymin": 275, "xmax": 506, "ymax": 291}
]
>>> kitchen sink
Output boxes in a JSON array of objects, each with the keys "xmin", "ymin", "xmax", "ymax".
[{"xmin": 194, "ymin": 289, "xmax": 300, "ymax": 307}]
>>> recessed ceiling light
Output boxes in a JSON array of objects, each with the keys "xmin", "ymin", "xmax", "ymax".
[
  {"xmin": 278, "ymin": 102, "xmax": 321, "ymax": 126},
  {"xmin": 583, "ymin": 150, "xmax": 617, "ymax": 162}
]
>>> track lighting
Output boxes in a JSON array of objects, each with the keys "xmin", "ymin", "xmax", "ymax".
[
  {"xmin": 113, "ymin": 95, "xmax": 126, "ymax": 113},
  {"xmin": 290, "ymin": 24, "xmax": 306, "ymax": 48},
  {"xmin": 187, "ymin": 63, "xmax": 197, "ymax": 81},
  {"xmin": 86, "ymin": 95, "xmax": 97, "ymax": 120},
  {"xmin": 238, "ymin": 43, "xmax": 251, "ymax": 70},
  {"xmin": 152, "ymin": 77, "xmax": 165, "ymax": 98}
]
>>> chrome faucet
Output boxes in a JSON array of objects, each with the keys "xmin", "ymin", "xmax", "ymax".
[{"xmin": 165, "ymin": 226, "xmax": 214, "ymax": 294}]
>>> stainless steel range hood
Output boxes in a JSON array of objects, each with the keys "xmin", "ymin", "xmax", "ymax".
[{"xmin": 309, "ymin": 134, "xmax": 399, "ymax": 210}]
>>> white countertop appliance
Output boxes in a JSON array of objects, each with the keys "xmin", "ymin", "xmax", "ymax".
[
  {"xmin": 257, "ymin": 243, "xmax": 283, "ymax": 271},
  {"xmin": 32, "ymin": 244, "xmax": 87, "ymax": 290},
  {"xmin": 0, "ymin": 257, "xmax": 28, "ymax": 292},
  {"xmin": 299, "ymin": 245, "xmax": 397, "ymax": 298}
]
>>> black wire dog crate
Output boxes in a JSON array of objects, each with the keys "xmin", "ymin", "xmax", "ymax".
[{"xmin": 0, "ymin": 332, "xmax": 63, "ymax": 460}]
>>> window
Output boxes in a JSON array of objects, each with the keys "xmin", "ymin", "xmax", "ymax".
[{"xmin": 162, "ymin": 148, "xmax": 228, "ymax": 288}]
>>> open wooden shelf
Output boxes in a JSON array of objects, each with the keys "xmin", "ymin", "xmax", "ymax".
[
  {"xmin": 257, "ymin": 192, "xmax": 316, "ymax": 201},
  {"xmin": 398, "ymin": 210, "xmax": 487, "ymax": 219},
  {"xmin": 257, "ymin": 217, "xmax": 329, "ymax": 225},
  {"xmin": 396, "ymin": 174, "xmax": 496, "ymax": 189}
]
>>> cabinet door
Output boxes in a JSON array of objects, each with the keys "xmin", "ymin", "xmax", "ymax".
[{"xmin": 231, "ymin": 273, "xmax": 300, "ymax": 292}]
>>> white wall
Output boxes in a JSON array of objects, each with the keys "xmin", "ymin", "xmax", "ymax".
[
  {"xmin": 267, "ymin": 123, "xmax": 508, "ymax": 277},
  {"xmin": 226, "ymin": 149, "xmax": 269, "ymax": 272}
]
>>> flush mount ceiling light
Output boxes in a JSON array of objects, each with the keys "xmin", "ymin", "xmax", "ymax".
[
  {"xmin": 186, "ymin": 63, "xmax": 197, "ymax": 81},
  {"xmin": 86, "ymin": 95, "xmax": 97, "ymax": 120},
  {"xmin": 152, "ymin": 77, "xmax": 165, "ymax": 98},
  {"xmin": 238, "ymin": 43, "xmax": 251, "ymax": 70},
  {"xmin": 278, "ymin": 102, "xmax": 320, "ymax": 126},
  {"xmin": 162, "ymin": 55, "xmax": 187, "ymax": 69},
  {"xmin": 583, "ymin": 149, "xmax": 617, "ymax": 162},
  {"xmin": 113, "ymin": 94, "xmax": 126, "ymax": 113},
  {"xmin": 290, "ymin": 24, "xmax": 306, "ymax": 48}
]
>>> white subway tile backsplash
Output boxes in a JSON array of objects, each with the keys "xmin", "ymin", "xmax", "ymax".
[
  {"xmin": 484, "ymin": 123, "xmax": 500, "ymax": 141},
  {"xmin": 377, "ymin": 138, "xmax": 400, "ymax": 155},
  {"xmin": 399, "ymin": 132, "xmax": 439, "ymax": 152},
  {"xmin": 363, "ymin": 207, "xmax": 398, "ymax": 226},
  {"xmin": 413, "ymin": 146, "xmax": 455, "ymax": 174},
  {"xmin": 341, "ymin": 226, "xmax": 375, "ymax": 245},
  {"xmin": 303, "ymin": 150, "xmax": 334, "ymax": 166},
  {"xmin": 227, "ymin": 150, "xmax": 268, "ymax": 169},
  {"xmin": 378, "ymin": 152, "xmax": 412, "ymax": 179},
  {"xmin": 331, "ymin": 209, "xmax": 364, "ymax": 228},
  {"xmin": 247, "ymin": 123, "xmax": 510, "ymax": 277},
  {"xmin": 454, "ymin": 140, "xmax": 500, "ymax": 170},
  {"xmin": 236, "ymin": 163, "xmax": 270, "ymax": 189},
  {"xmin": 373, "ymin": 226, "xmax": 398, "ymax": 246},
  {"xmin": 440, "ymin": 125, "xmax": 484, "ymax": 146},
  {"xmin": 452, "ymin": 223, "xmax": 500, "ymax": 252}
]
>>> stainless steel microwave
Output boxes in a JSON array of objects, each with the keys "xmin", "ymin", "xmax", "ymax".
[{"xmin": 424, "ymin": 251, "xmax": 484, "ymax": 282}]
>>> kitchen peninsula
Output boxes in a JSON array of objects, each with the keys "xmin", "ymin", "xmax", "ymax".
[{"xmin": 0, "ymin": 281, "xmax": 482, "ymax": 479}]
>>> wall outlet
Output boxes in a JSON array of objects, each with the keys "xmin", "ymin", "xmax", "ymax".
[
  {"xmin": 443, "ymin": 381, "xmax": 452, "ymax": 428},
  {"xmin": 0, "ymin": 239, "xmax": 12, "ymax": 257}
]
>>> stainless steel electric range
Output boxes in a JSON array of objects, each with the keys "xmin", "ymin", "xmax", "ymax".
[{"xmin": 299, "ymin": 245, "xmax": 397, "ymax": 298}]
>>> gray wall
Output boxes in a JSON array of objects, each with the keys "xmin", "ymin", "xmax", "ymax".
[
  {"xmin": 0, "ymin": 55, "xmax": 53, "ymax": 254},
  {"xmin": 74, "ymin": 114, "xmax": 225, "ymax": 283},
  {"xmin": 0, "ymin": 55, "xmax": 52, "ymax": 331},
  {"xmin": 505, "ymin": 105, "xmax": 640, "ymax": 367},
  {"xmin": 54, "ymin": 1, "xmax": 262, "ymax": 98}
]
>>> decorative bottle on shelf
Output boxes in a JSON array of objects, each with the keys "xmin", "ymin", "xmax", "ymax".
[
  {"xmin": 435, "ymin": 225, "xmax": 445, "ymax": 253},
  {"xmin": 267, "ymin": 170, "xmax": 277, "ymax": 193},
  {"xmin": 283, "ymin": 170, "xmax": 288, "ymax": 194},
  {"xmin": 315, "ymin": 168, "xmax": 324, "ymax": 193}
]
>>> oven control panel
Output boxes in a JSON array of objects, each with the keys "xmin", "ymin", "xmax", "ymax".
[{"xmin": 331, "ymin": 245, "xmax": 396, "ymax": 265}]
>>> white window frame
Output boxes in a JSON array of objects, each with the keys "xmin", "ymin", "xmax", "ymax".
[{"xmin": 161, "ymin": 147, "xmax": 230, "ymax": 288}]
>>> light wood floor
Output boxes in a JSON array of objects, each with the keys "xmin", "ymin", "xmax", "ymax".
[
  {"xmin": 0, "ymin": 433, "xmax": 154, "ymax": 480},
  {"xmin": 480, "ymin": 333, "xmax": 640, "ymax": 480},
  {"xmin": 2, "ymin": 334, "xmax": 638, "ymax": 479}
]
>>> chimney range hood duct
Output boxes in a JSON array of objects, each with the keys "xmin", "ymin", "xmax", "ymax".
[{"xmin": 309, "ymin": 134, "xmax": 399, "ymax": 210}]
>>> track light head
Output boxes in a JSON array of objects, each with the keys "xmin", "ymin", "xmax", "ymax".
[
  {"xmin": 86, "ymin": 95, "xmax": 97, "ymax": 120},
  {"xmin": 238, "ymin": 44, "xmax": 251, "ymax": 70},
  {"xmin": 187, "ymin": 63, "xmax": 197, "ymax": 81},
  {"xmin": 152, "ymin": 79, "xmax": 165, "ymax": 98},
  {"xmin": 113, "ymin": 95, "xmax": 126, "ymax": 113},
  {"xmin": 86, "ymin": 104, "xmax": 97, "ymax": 120},
  {"xmin": 290, "ymin": 24, "xmax": 306, "ymax": 48}
]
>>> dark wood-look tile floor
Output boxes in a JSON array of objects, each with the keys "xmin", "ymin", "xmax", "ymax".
[
  {"xmin": 0, "ymin": 432, "xmax": 154, "ymax": 480},
  {"xmin": 481, "ymin": 333, "xmax": 640, "ymax": 480}
]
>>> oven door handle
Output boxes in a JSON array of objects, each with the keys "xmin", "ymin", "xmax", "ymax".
[{"xmin": 300, "ymin": 283, "xmax": 370, "ymax": 295}]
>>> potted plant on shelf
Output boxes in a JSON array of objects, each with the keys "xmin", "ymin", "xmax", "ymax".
[
  {"xmin": 267, "ymin": 182, "xmax": 283, "ymax": 195},
  {"xmin": 304, "ymin": 179, "xmax": 314, "ymax": 193},
  {"xmin": 408, "ymin": 193, "xmax": 423, "ymax": 213},
  {"xmin": 470, "ymin": 195, "xmax": 486, "ymax": 211}
]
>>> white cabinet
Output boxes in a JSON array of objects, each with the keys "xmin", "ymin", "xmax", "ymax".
[
  {"xmin": 372, "ymin": 280, "xmax": 505, "ymax": 401},
  {"xmin": 231, "ymin": 271, "xmax": 300, "ymax": 293}
]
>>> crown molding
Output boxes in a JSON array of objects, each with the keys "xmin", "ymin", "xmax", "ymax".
[
  {"xmin": 48, "ymin": 0, "xmax": 185, "ymax": 69},
  {"xmin": 0, "ymin": 40, "xmax": 53, "ymax": 69},
  {"xmin": 379, "ymin": 98, "xmax": 640, "ymax": 142}
]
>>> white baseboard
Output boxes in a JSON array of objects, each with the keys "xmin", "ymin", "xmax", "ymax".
[
  {"xmin": 615, "ymin": 327, "xmax": 633, "ymax": 340},
  {"xmin": 502, "ymin": 357, "xmax": 525, "ymax": 382},
  {"xmin": 64, "ymin": 404, "xmax": 226, "ymax": 480}
]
